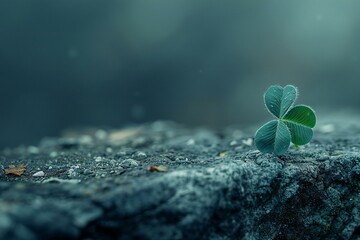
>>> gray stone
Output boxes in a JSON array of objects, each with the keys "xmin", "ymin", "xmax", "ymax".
[
  {"xmin": 120, "ymin": 159, "xmax": 139, "ymax": 168},
  {"xmin": 0, "ymin": 114, "xmax": 360, "ymax": 239}
]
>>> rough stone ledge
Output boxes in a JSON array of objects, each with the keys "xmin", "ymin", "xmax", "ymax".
[{"xmin": 0, "ymin": 117, "xmax": 360, "ymax": 239}]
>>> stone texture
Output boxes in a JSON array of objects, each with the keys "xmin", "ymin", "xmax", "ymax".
[{"xmin": 0, "ymin": 114, "xmax": 360, "ymax": 239}]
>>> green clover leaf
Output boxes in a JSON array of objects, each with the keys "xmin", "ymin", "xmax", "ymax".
[{"xmin": 255, "ymin": 85, "xmax": 316, "ymax": 155}]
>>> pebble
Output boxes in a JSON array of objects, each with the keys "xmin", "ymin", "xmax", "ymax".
[
  {"xmin": 68, "ymin": 168, "xmax": 77, "ymax": 177},
  {"xmin": 230, "ymin": 140, "xmax": 238, "ymax": 146},
  {"xmin": 134, "ymin": 151, "xmax": 147, "ymax": 159},
  {"xmin": 319, "ymin": 124, "xmax": 335, "ymax": 133},
  {"xmin": 79, "ymin": 135, "xmax": 92, "ymax": 144},
  {"xmin": 94, "ymin": 156, "xmax": 103, "ymax": 162},
  {"xmin": 117, "ymin": 151, "xmax": 128, "ymax": 156},
  {"xmin": 33, "ymin": 171, "xmax": 45, "ymax": 177},
  {"xmin": 242, "ymin": 138, "xmax": 253, "ymax": 146},
  {"xmin": 95, "ymin": 129, "xmax": 107, "ymax": 140},
  {"xmin": 186, "ymin": 139, "xmax": 195, "ymax": 145},
  {"xmin": 235, "ymin": 146, "xmax": 244, "ymax": 152},
  {"xmin": 175, "ymin": 156, "xmax": 186, "ymax": 161},
  {"xmin": 68, "ymin": 165, "xmax": 80, "ymax": 177},
  {"xmin": 28, "ymin": 146, "xmax": 40, "ymax": 154},
  {"xmin": 49, "ymin": 151, "xmax": 58, "ymax": 158},
  {"xmin": 121, "ymin": 159, "xmax": 139, "ymax": 168},
  {"xmin": 83, "ymin": 169, "xmax": 93, "ymax": 175}
]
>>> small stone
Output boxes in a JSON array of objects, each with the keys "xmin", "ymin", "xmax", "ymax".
[
  {"xmin": 94, "ymin": 157, "xmax": 103, "ymax": 162},
  {"xmin": 242, "ymin": 138, "xmax": 253, "ymax": 146},
  {"xmin": 68, "ymin": 166, "xmax": 79, "ymax": 177},
  {"xmin": 235, "ymin": 146, "xmax": 244, "ymax": 152},
  {"xmin": 95, "ymin": 129, "xmax": 107, "ymax": 140},
  {"xmin": 319, "ymin": 124, "xmax": 335, "ymax": 133},
  {"xmin": 121, "ymin": 159, "xmax": 139, "ymax": 168},
  {"xmin": 134, "ymin": 151, "xmax": 147, "ymax": 159},
  {"xmin": 83, "ymin": 169, "xmax": 92, "ymax": 175},
  {"xmin": 230, "ymin": 140, "xmax": 238, "ymax": 146},
  {"xmin": 175, "ymin": 156, "xmax": 186, "ymax": 161},
  {"xmin": 49, "ymin": 151, "xmax": 58, "ymax": 158},
  {"xmin": 106, "ymin": 147, "xmax": 113, "ymax": 153},
  {"xmin": 33, "ymin": 171, "xmax": 45, "ymax": 177},
  {"xmin": 115, "ymin": 169, "xmax": 126, "ymax": 175},
  {"xmin": 117, "ymin": 151, "xmax": 128, "ymax": 156},
  {"xmin": 79, "ymin": 135, "xmax": 92, "ymax": 144},
  {"xmin": 186, "ymin": 139, "xmax": 195, "ymax": 145},
  {"xmin": 28, "ymin": 146, "xmax": 39, "ymax": 154}
]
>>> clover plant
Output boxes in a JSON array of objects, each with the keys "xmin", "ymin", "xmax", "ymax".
[{"xmin": 254, "ymin": 85, "xmax": 316, "ymax": 155}]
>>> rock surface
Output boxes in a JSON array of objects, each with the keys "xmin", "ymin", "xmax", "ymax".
[{"xmin": 1, "ymin": 113, "xmax": 360, "ymax": 240}]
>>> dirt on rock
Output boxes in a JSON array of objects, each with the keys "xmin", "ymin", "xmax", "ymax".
[{"xmin": 1, "ymin": 114, "xmax": 360, "ymax": 240}]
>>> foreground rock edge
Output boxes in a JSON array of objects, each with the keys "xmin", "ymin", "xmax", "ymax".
[{"xmin": 0, "ymin": 151, "xmax": 359, "ymax": 239}]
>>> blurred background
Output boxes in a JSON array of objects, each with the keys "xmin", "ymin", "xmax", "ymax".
[{"xmin": 1, "ymin": 0, "xmax": 360, "ymax": 148}]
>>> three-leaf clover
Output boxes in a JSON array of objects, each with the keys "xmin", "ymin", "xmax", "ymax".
[{"xmin": 254, "ymin": 85, "xmax": 316, "ymax": 155}]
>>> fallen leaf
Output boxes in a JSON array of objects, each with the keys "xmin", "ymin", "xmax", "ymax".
[
  {"xmin": 148, "ymin": 165, "xmax": 168, "ymax": 172},
  {"xmin": 5, "ymin": 164, "xmax": 26, "ymax": 176},
  {"xmin": 109, "ymin": 127, "xmax": 141, "ymax": 142},
  {"xmin": 219, "ymin": 152, "xmax": 228, "ymax": 158}
]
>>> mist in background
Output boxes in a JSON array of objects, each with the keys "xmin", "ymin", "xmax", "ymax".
[{"xmin": 1, "ymin": 0, "xmax": 360, "ymax": 148}]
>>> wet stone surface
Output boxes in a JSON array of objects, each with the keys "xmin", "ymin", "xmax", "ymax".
[{"xmin": 1, "ymin": 116, "xmax": 360, "ymax": 240}]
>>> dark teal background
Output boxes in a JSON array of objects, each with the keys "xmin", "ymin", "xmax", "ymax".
[{"xmin": 1, "ymin": 0, "xmax": 360, "ymax": 147}]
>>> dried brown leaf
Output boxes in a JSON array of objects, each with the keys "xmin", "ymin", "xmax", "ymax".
[
  {"xmin": 4, "ymin": 164, "xmax": 26, "ymax": 176},
  {"xmin": 148, "ymin": 165, "xmax": 168, "ymax": 172}
]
